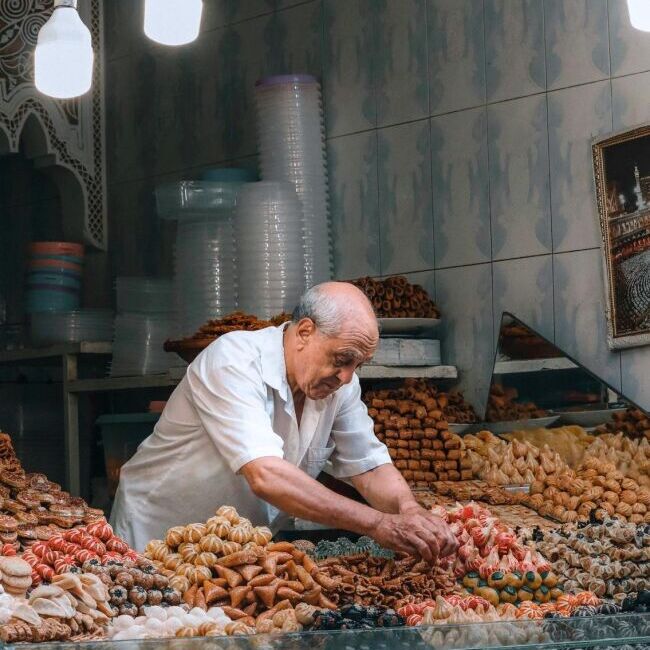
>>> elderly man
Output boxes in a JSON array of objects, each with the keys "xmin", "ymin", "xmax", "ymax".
[{"xmin": 111, "ymin": 282, "xmax": 456, "ymax": 561}]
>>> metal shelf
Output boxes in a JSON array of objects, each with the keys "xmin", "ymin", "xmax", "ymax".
[
  {"xmin": 67, "ymin": 373, "xmax": 178, "ymax": 393},
  {"xmin": 0, "ymin": 341, "xmax": 112, "ymax": 363},
  {"xmin": 493, "ymin": 357, "xmax": 576, "ymax": 374},
  {"xmin": 357, "ymin": 365, "xmax": 457, "ymax": 379}
]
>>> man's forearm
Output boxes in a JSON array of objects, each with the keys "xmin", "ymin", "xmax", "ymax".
[
  {"xmin": 240, "ymin": 457, "xmax": 385, "ymax": 535},
  {"xmin": 350, "ymin": 463, "xmax": 419, "ymax": 514}
]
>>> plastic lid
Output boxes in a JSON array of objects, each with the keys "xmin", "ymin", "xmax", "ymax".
[
  {"xmin": 199, "ymin": 167, "xmax": 258, "ymax": 183},
  {"xmin": 255, "ymin": 74, "xmax": 317, "ymax": 87}
]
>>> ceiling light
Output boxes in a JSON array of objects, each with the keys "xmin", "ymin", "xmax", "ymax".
[
  {"xmin": 34, "ymin": 0, "xmax": 94, "ymax": 99},
  {"xmin": 628, "ymin": 0, "xmax": 650, "ymax": 31},
  {"xmin": 144, "ymin": 0, "xmax": 203, "ymax": 46}
]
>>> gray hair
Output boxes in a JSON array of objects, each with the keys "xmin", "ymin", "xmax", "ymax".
[{"xmin": 292, "ymin": 285, "xmax": 344, "ymax": 337}]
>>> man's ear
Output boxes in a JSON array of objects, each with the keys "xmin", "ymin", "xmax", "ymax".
[{"xmin": 295, "ymin": 318, "xmax": 316, "ymax": 349}]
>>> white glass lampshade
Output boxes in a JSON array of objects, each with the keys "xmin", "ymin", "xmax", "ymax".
[
  {"xmin": 34, "ymin": 0, "xmax": 93, "ymax": 99},
  {"xmin": 628, "ymin": 0, "xmax": 650, "ymax": 31},
  {"xmin": 144, "ymin": 0, "xmax": 203, "ymax": 46}
]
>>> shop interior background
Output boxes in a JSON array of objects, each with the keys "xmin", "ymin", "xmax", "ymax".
[{"xmin": 2, "ymin": 0, "xmax": 650, "ymax": 413}]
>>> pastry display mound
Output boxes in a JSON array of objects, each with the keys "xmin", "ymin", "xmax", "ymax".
[
  {"xmin": 145, "ymin": 506, "xmax": 341, "ymax": 627},
  {"xmin": 350, "ymin": 276, "xmax": 440, "ymax": 319},
  {"xmin": 464, "ymin": 430, "xmax": 567, "ymax": 486},
  {"xmin": 164, "ymin": 311, "xmax": 292, "ymax": 363},
  {"xmin": 486, "ymin": 385, "xmax": 549, "ymax": 422},
  {"xmin": 532, "ymin": 520, "xmax": 650, "ymax": 600},
  {"xmin": 596, "ymin": 408, "xmax": 650, "ymax": 440},
  {"xmin": 364, "ymin": 380, "xmax": 472, "ymax": 488}
]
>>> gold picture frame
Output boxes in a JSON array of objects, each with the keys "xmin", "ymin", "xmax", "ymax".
[{"xmin": 593, "ymin": 124, "xmax": 650, "ymax": 349}]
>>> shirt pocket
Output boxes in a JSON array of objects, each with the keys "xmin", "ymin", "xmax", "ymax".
[{"xmin": 303, "ymin": 443, "xmax": 335, "ymax": 478}]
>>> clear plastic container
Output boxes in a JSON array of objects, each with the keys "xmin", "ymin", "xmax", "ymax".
[
  {"xmin": 29, "ymin": 309, "xmax": 114, "ymax": 345},
  {"xmin": 115, "ymin": 277, "xmax": 173, "ymax": 314}
]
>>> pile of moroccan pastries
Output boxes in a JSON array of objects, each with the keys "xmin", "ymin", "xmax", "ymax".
[
  {"xmin": 582, "ymin": 433, "xmax": 650, "ymax": 488},
  {"xmin": 170, "ymin": 311, "xmax": 292, "ymax": 343},
  {"xmin": 464, "ymin": 430, "xmax": 566, "ymax": 486},
  {"xmin": 486, "ymin": 384, "xmax": 548, "ymax": 422},
  {"xmin": 350, "ymin": 275, "xmax": 440, "ymax": 318},
  {"xmin": 144, "ymin": 505, "xmax": 341, "ymax": 634},
  {"xmin": 0, "ymin": 431, "xmax": 104, "ymax": 553},
  {"xmin": 502, "ymin": 425, "xmax": 595, "ymax": 469},
  {"xmin": 520, "ymin": 455, "xmax": 650, "ymax": 525},
  {"xmin": 432, "ymin": 501, "xmax": 566, "ymax": 609},
  {"xmin": 533, "ymin": 519, "xmax": 650, "ymax": 600},
  {"xmin": 364, "ymin": 380, "xmax": 472, "ymax": 488},
  {"xmin": 0, "ymin": 557, "xmax": 111, "ymax": 643},
  {"xmin": 596, "ymin": 407, "xmax": 650, "ymax": 440}
]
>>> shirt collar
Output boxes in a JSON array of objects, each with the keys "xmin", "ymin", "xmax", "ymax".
[{"xmin": 260, "ymin": 322, "xmax": 291, "ymax": 401}]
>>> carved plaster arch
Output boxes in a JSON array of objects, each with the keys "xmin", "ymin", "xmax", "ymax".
[{"xmin": 0, "ymin": 0, "xmax": 106, "ymax": 249}]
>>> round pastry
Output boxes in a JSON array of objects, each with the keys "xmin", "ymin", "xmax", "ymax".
[
  {"xmin": 206, "ymin": 518, "xmax": 231, "ymax": 538},
  {"xmin": 164, "ymin": 553, "xmax": 183, "ymax": 571},
  {"xmin": 182, "ymin": 523, "xmax": 206, "ymax": 544},
  {"xmin": 0, "ymin": 469, "xmax": 27, "ymax": 490},
  {"xmin": 178, "ymin": 542, "xmax": 200, "ymax": 564},
  {"xmin": 115, "ymin": 571, "xmax": 135, "ymax": 589},
  {"xmin": 621, "ymin": 490, "xmax": 638, "ymax": 505},
  {"xmin": 534, "ymin": 586, "xmax": 551, "ymax": 603},
  {"xmin": 518, "ymin": 586, "xmax": 534, "ymax": 601},
  {"xmin": 146, "ymin": 589, "xmax": 163, "ymax": 605},
  {"xmin": 524, "ymin": 571, "xmax": 542, "ymax": 590},
  {"xmin": 220, "ymin": 541, "xmax": 242, "ymax": 556},
  {"xmin": 487, "ymin": 571, "xmax": 507, "ymax": 590},
  {"xmin": 162, "ymin": 587, "xmax": 182, "ymax": 606},
  {"xmin": 228, "ymin": 526, "xmax": 252, "ymax": 545},
  {"xmin": 215, "ymin": 505, "xmax": 240, "ymax": 524},
  {"xmin": 109, "ymin": 585, "xmax": 128, "ymax": 606},
  {"xmin": 165, "ymin": 526, "xmax": 185, "ymax": 548},
  {"xmin": 128, "ymin": 586, "xmax": 147, "ymax": 607},
  {"xmin": 0, "ymin": 515, "xmax": 18, "ymax": 533},
  {"xmin": 169, "ymin": 575, "xmax": 190, "ymax": 593},
  {"xmin": 199, "ymin": 534, "xmax": 223, "ymax": 554},
  {"xmin": 500, "ymin": 586, "xmax": 518, "ymax": 604},
  {"xmin": 195, "ymin": 552, "xmax": 217, "ymax": 567},
  {"xmin": 251, "ymin": 527, "xmax": 273, "ymax": 546},
  {"xmin": 462, "ymin": 571, "xmax": 480, "ymax": 590}
]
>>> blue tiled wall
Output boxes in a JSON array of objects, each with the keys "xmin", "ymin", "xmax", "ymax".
[{"xmin": 105, "ymin": 0, "xmax": 650, "ymax": 410}]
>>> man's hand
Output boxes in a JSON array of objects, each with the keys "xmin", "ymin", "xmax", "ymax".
[{"xmin": 373, "ymin": 504, "xmax": 458, "ymax": 563}]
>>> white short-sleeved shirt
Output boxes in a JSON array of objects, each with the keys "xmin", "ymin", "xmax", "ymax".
[{"xmin": 110, "ymin": 324, "xmax": 391, "ymax": 550}]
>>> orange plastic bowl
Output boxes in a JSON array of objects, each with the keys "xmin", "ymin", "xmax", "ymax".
[{"xmin": 28, "ymin": 241, "xmax": 85, "ymax": 257}]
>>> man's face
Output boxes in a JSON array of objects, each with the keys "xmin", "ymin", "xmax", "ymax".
[{"xmin": 293, "ymin": 320, "xmax": 378, "ymax": 400}]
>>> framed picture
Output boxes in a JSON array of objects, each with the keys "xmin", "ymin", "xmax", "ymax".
[{"xmin": 593, "ymin": 124, "xmax": 650, "ymax": 349}]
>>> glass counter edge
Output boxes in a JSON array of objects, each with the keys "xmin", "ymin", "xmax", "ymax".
[{"xmin": 3, "ymin": 613, "xmax": 649, "ymax": 650}]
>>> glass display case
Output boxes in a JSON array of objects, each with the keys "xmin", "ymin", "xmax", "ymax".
[{"xmin": 4, "ymin": 614, "xmax": 649, "ymax": 650}]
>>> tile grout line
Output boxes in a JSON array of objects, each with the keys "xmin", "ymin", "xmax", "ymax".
[
  {"xmin": 481, "ymin": 0, "xmax": 496, "ymax": 354},
  {"xmin": 541, "ymin": 0, "xmax": 557, "ymax": 344},
  {"xmin": 424, "ymin": 0, "xmax": 437, "ymax": 301}
]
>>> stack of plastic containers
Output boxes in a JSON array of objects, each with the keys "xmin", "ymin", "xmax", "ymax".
[
  {"xmin": 156, "ymin": 176, "xmax": 245, "ymax": 337},
  {"xmin": 255, "ymin": 74, "xmax": 332, "ymax": 289},
  {"xmin": 236, "ymin": 182, "xmax": 305, "ymax": 318},
  {"xmin": 110, "ymin": 277, "xmax": 174, "ymax": 377},
  {"xmin": 25, "ymin": 242, "xmax": 84, "ymax": 313},
  {"xmin": 30, "ymin": 309, "xmax": 113, "ymax": 346}
]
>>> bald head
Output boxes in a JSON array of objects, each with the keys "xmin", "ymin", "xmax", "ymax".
[
  {"xmin": 286, "ymin": 282, "xmax": 379, "ymax": 399},
  {"xmin": 293, "ymin": 282, "xmax": 378, "ymax": 338}
]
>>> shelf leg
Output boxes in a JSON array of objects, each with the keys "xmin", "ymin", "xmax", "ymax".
[{"xmin": 63, "ymin": 353, "xmax": 80, "ymax": 495}]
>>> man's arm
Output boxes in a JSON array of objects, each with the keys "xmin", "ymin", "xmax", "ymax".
[
  {"xmin": 350, "ymin": 462, "xmax": 457, "ymax": 557},
  {"xmin": 240, "ymin": 456, "xmax": 456, "ymax": 562}
]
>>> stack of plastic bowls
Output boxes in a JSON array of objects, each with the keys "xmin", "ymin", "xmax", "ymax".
[
  {"xmin": 110, "ymin": 277, "xmax": 174, "ymax": 377},
  {"xmin": 115, "ymin": 277, "xmax": 173, "ymax": 314},
  {"xmin": 255, "ymin": 74, "xmax": 332, "ymax": 289},
  {"xmin": 236, "ymin": 182, "xmax": 305, "ymax": 318},
  {"xmin": 155, "ymin": 179, "xmax": 244, "ymax": 337},
  {"xmin": 25, "ymin": 242, "xmax": 84, "ymax": 313},
  {"xmin": 30, "ymin": 309, "xmax": 113, "ymax": 346}
]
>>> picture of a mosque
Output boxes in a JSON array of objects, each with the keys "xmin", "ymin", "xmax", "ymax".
[{"xmin": 606, "ymin": 164, "xmax": 650, "ymax": 333}]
